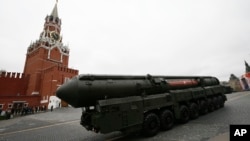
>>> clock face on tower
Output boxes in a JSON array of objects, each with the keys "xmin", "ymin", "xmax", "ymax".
[{"xmin": 50, "ymin": 31, "xmax": 60, "ymax": 41}]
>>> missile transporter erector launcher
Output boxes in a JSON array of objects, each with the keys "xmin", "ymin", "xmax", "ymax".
[{"xmin": 56, "ymin": 74, "xmax": 229, "ymax": 136}]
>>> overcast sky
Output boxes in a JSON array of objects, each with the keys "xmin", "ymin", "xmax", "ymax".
[{"xmin": 1, "ymin": 0, "xmax": 250, "ymax": 81}]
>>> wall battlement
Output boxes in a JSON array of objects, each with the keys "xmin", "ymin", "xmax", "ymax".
[
  {"xmin": 43, "ymin": 66, "xmax": 78, "ymax": 75},
  {"xmin": 0, "ymin": 72, "xmax": 29, "ymax": 96},
  {"xmin": 57, "ymin": 66, "xmax": 78, "ymax": 74},
  {"xmin": 0, "ymin": 72, "xmax": 28, "ymax": 79}
]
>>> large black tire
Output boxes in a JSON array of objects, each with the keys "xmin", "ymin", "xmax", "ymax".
[
  {"xmin": 218, "ymin": 96, "xmax": 224, "ymax": 107},
  {"xmin": 160, "ymin": 109, "xmax": 174, "ymax": 131},
  {"xmin": 179, "ymin": 105, "xmax": 189, "ymax": 123},
  {"xmin": 142, "ymin": 113, "xmax": 160, "ymax": 136},
  {"xmin": 207, "ymin": 98, "xmax": 214, "ymax": 112},
  {"xmin": 213, "ymin": 97, "xmax": 220, "ymax": 109},
  {"xmin": 199, "ymin": 100, "xmax": 208, "ymax": 114},
  {"xmin": 189, "ymin": 103, "xmax": 199, "ymax": 119}
]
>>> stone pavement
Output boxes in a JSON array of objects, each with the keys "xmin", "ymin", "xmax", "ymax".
[{"xmin": 0, "ymin": 107, "xmax": 81, "ymax": 135}]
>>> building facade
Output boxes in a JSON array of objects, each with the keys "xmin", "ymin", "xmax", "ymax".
[
  {"xmin": 239, "ymin": 61, "xmax": 250, "ymax": 91},
  {"xmin": 0, "ymin": 3, "xmax": 78, "ymax": 111},
  {"xmin": 228, "ymin": 74, "xmax": 242, "ymax": 92}
]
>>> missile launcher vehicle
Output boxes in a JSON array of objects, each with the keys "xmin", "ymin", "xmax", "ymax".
[{"xmin": 56, "ymin": 74, "xmax": 229, "ymax": 136}]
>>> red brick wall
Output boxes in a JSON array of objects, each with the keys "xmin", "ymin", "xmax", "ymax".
[
  {"xmin": 49, "ymin": 47, "xmax": 61, "ymax": 63},
  {"xmin": 0, "ymin": 72, "xmax": 29, "ymax": 96},
  {"xmin": 62, "ymin": 55, "xmax": 69, "ymax": 67}
]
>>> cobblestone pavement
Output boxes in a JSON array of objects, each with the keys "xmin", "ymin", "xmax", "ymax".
[{"xmin": 0, "ymin": 91, "xmax": 249, "ymax": 141}]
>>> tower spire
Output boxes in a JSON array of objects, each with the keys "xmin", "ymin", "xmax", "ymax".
[{"xmin": 51, "ymin": 1, "xmax": 59, "ymax": 18}]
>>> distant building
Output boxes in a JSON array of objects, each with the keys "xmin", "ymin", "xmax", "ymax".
[
  {"xmin": 239, "ymin": 61, "xmax": 250, "ymax": 90},
  {"xmin": 228, "ymin": 74, "xmax": 242, "ymax": 92},
  {"xmin": 0, "ymin": 2, "xmax": 78, "ymax": 111}
]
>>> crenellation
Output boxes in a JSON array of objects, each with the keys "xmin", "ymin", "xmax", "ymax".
[
  {"xmin": 16, "ymin": 73, "xmax": 20, "ymax": 78},
  {"xmin": 12, "ymin": 72, "xmax": 16, "ymax": 78},
  {"xmin": 7, "ymin": 72, "xmax": 11, "ymax": 77},
  {"xmin": 0, "ymin": 72, "xmax": 27, "ymax": 79},
  {"xmin": 1, "ymin": 71, "xmax": 6, "ymax": 77},
  {"xmin": 56, "ymin": 66, "xmax": 78, "ymax": 74}
]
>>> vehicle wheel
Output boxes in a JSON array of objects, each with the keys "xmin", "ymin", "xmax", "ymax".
[
  {"xmin": 207, "ymin": 98, "xmax": 214, "ymax": 112},
  {"xmin": 213, "ymin": 97, "xmax": 220, "ymax": 109},
  {"xmin": 189, "ymin": 103, "xmax": 199, "ymax": 119},
  {"xmin": 199, "ymin": 100, "xmax": 208, "ymax": 114},
  {"xmin": 218, "ymin": 96, "xmax": 224, "ymax": 107},
  {"xmin": 160, "ymin": 109, "xmax": 174, "ymax": 130},
  {"xmin": 142, "ymin": 113, "xmax": 160, "ymax": 136},
  {"xmin": 179, "ymin": 105, "xmax": 189, "ymax": 123}
]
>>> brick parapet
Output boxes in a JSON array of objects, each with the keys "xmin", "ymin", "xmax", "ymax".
[
  {"xmin": 42, "ymin": 65, "xmax": 78, "ymax": 74},
  {"xmin": 57, "ymin": 66, "xmax": 78, "ymax": 75},
  {"xmin": 0, "ymin": 72, "xmax": 28, "ymax": 79},
  {"xmin": 0, "ymin": 72, "xmax": 29, "ymax": 96}
]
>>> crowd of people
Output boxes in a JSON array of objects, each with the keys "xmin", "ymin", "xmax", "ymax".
[{"xmin": 0, "ymin": 105, "xmax": 48, "ymax": 120}]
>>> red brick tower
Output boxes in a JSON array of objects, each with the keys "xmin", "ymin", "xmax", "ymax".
[
  {"xmin": 0, "ymin": 2, "xmax": 78, "ymax": 111},
  {"xmin": 23, "ymin": 2, "xmax": 78, "ymax": 107}
]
